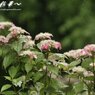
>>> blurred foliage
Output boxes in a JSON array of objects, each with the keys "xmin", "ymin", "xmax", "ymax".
[{"xmin": 0, "ymin": 0, "xmax": 95, "ymax": 51}]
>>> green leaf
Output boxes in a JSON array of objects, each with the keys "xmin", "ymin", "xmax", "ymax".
[
  {"xmin": 29, "ymin": 91, "xmax": 38, "ymax": 95},
  {"xmin": 25, "ymin": 62, "xmax": 33, "ymax": 73},
  {"xmin": 18, "ymin": 92, "xmax": 28, "ymax": 95},
  {"xmin": 8, "ymin": 66, "xmax": 18, "ymax": 78},
  {"xmin": 3, "ymin": 53, "xmax": 16, "ymax": 69},
  {"xmin": 47, "ymin": 65, "xmax": 59, "ymax": 75},
  {"xmin": 4, "ymin": 76, "xmax": 11, "ymax": 81},
  {"xmin": 73, "ymin": 82, "xmax": 87, "ymax": 94},
  {"xmin": 33, "ymin": 72, "xmax": 44, "ymax": 82},
  {"xmin": 35, "ymin": 82, "xmax": 44, "ymax": 91},
  {"xmin": 1, "ymin": 91, "xmax": 15, "ymax": 95},
  {"xmin": 69, "ymin": 60, "xmax": 81, "ymax": 68},
  {"xmin": 1, "ymin": 84, "xmax": 12, "ymax": 92},
  {"xmin": 11, "ymin": 40, "xmax": 22, "ymax": 53}
]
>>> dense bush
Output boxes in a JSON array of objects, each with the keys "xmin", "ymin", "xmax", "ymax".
[{"xmin": 0, "ymin": 22, "xmax": 95, "ymax": 95}]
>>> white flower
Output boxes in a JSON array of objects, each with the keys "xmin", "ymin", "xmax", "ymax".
[
  {"xmin": 35, "ymin": 32, "xmax": 53, "ymax": 40},
  {"xmin": 83, "ymin": 71, "xmax": 94, "ymax": 77},
  {"xmin": 0, "ymin": 36, "xmax": 8, "ymax": 44},
  {"xmin": 0, "ymin": 22, "xmax": 14, "ymax": 29},
  {"xmin": 19, "ymin": 50, "xmax": 37, "ymax": 59},
  {"xmin": 64, "ymin": 49, "xmax": 88, "ymax": 59},
  {"xmin": 89, "ymin": 63, "xmax": 95, "ymax": 67},
  {"xmin": 23, "ymin": 40, "xmax": 35, "ymax": 49},
  {"xmin": 72, "ymin": 66, "xmax": 86, "ymax": 73},
  {"xmin": 14, "ymin": 81, "xmax": 22, "ymax": 87}
]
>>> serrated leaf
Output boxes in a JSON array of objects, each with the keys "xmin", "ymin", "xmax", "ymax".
[{"xmin": 1, "ymin": 84, "xmax": 12, "ymax": 92}]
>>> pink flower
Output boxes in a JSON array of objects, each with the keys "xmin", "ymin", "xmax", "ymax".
[
  {"xmin": 54, "ymin": 42, "xmax": 61, "ymax": 50},
  {"xmin": 41, "ymin": 44, "xmax": 49, "ymax": 51},
  {"xmin": 0, "ymin": 25, "xmax": 4, "ymax": 29},
  {"xmin": 0, "ymin": 36, "xmax": 8, "ymax": 44},
  {"xmin": 84, "ymin": 44, "xmax": 95, "ymax": 55},
  {"xmin": 64, "ymin": 49, "xmax": 88, "ymax": 59},
  {"xmin": 35, "ymin": 32, "xmax": 53, "ymax": 40},
  {"xmin": 19, "ymin": 50, "xmax": 37, "ymax": 59},
  {"xmin": 39, "ymin": 40, "xmax": 62, "ymax": 51},
  {"xmin": 0, "ymin": 22, "xmax": 14, "ymax": 30},
  {"xmin": 7, "ymin": 26, "xmax": 29, "ymax": 40}
]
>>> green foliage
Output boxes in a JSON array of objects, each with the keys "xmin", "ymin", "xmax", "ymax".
[{"xmin": 0, "ymin": 22, "xmax": 95, "ymax": 95}]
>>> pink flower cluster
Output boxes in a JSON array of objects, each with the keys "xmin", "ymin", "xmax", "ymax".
[
  {"xmin": 64, "ymin": 49, "xmax": 88, "ymax": 59},
  {"xmin": 0, "ymin": 36, "xmax": 8, "ymax": 44},
  {"xmin": 23, "ymin": 40, "xmax": 35, "ymax": 49},
  {"xmin": 84, "ymin": 44, "xmax": 95, "ymax": 55},
  {"xmin": 64, "ymin": 44, "xmax": 95, "ymax": 59},
  {"xmin": 0, "ymin": 22, "xmax": 14, "ymax": 30},
  {"xmin": 7, "ymin": 26, "xmax": 29, "ymax": 40},
  {"xmin": 35, "ymin": 32, "xmax": 53, "ymax": 40},
  {"xmin": 39, "ymin": 40, "xmax": 61, "ymax": 51},
  {"xmin": 19, "ymin": 50, "xmax": 37, "ymax": 59}
]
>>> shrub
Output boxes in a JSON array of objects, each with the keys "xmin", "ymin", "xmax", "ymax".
[{"xmin": 0, "ymin": 22, "xmax": 95, "ymax": 95}]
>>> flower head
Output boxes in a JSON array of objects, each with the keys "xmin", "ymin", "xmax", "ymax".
[
  {"xmin": 39, "ymin": 40, "xmax": 61, "ymax": 51},
  {"xmin": 53, "ymin": 41, "xmax": 61, "ymax": 50},
  {"xmin": 0, "ymin": 36, "xmax": 8, "ymax": 44},
  {"xmin": 84, "ymin": 44, "xmax": 95, "ymax": 55},
  {"xmin": 35, "ymin": 32, "xmax": 53, "ymax": 41},
  {"xmin": 64, "ymin": 49, "xmax": 88, "ymax": 59},
  {"xmin": 23, "ymin": 40, "xmax": 35, "ymax": 49},
  {"xmin": 0, "ymin": 22, "xmax": 14, "ymax": 29},
  {"xmin": 19, "ymin": 50, "xmax": 37, "ymax": 59},
  {"xmin": 7, "ymin": 26, "xmax": 29, "ymax": 40},
  {"xmin": 89, "ymin": 63, "xmax": 95, "ymax": 67},
  {"xmin": 83, "ymin": 71, "xmax": 94, "ymax": 77},
  {"xmin": 41, "ymin": 44, "xmax": 49, "ymax": 51},
  {"xmin": 72, "ymin": 66, "xmax": 86, "ymax": 73}
]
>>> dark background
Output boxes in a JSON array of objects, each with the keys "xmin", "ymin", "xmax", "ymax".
[{"xmin": 0, "ymin": 0, "xmax": 95, "ymax": 52}]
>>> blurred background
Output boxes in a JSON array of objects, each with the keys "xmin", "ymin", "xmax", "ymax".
[{"xmin": 0, "ymin": 0, "xmax": 95, "ymax": 52}]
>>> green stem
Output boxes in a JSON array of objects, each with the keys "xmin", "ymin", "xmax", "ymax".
[{"xmin": 81, "ymin": 77, "xmax": 91, "ymax": 95}]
